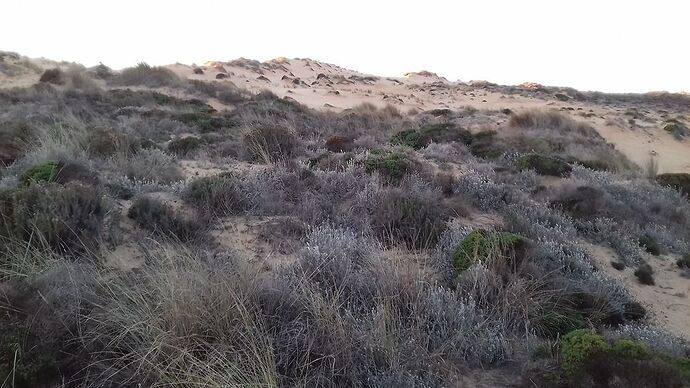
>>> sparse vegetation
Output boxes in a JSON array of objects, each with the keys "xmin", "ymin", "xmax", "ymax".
[{"xmin": 0, "ymin": 54, "xmax": 689, "ymax": 387}]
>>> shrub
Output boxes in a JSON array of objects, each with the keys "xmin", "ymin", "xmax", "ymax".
[
  {"xmin": 663, "ymin": 120, "xmax": 689, "ymax": 139},
  {"xmin": 243, "ymin": 127, "xmax": 299, "ymax": 163},
  {"xmin": 466, "ymin": 130, "xmax": 500, "ymax": 159},
  {"xmin": 127, "ymin": 196, "xmax": 204, "ymax": 241},
  {"xmin": 9, "ymin": 182, "xmax": 105, "ymax": 252},
  {"xmin": 560, "ymin": 329, "xmax": 609, "ymax": 375},
  {"xmin": 517, "ymin": 153, "xmax": 572, "ymax": 177},
  {"xmin": 0, "ymin": 121, "xmax": 36, "ymax": 166},
  {"xmin": 370, "ymin": 187, "xmax": 450, "ymax": 249},
  {"xmin": 364, "ymin": 150, "xmax": 415, "ymax": 181},
  {"xmin": 19, "ymin": 161, "xmax": 59, "ymax": 186},
  {"xmin": 634, "ymin": 263, "xmax": 655, "ymax": 285},
  {"xmin": 111, "ymin": 62, "xmax": 182, "ymax": 88},
  {"xmin": 325, "ymin": 135, "xmax": 353, "ymax": 152},
  {"xmin": 509, "ymin": 109, "xmax": 599, "ymax": 138},
  {"xmin": 451, "ymin": 230, "xmax": 524, "ymax": 274},
  {"xmin": 656, "ymin": 173, "xmax": 690, "ymax": 197},
  {"xmin": 676, "ymin": 254, "xmax": 690, "ymax": 269},
  {"xmin": 184, "ymin": 173, "xmax": 247, "ymax": 216},
  {"xmin": 639, "ymin": 234, "xmax": 661, "ymax": 256},
  {"xmin": 168, "ymin": 136, "xmax": 202, "ymax": 156},
  {"xmin": 39, "ymin": 68, "xmax": 65, "ymax": 85},
  {"xmin": 389, "ymin": 124, "xmax": 471, "ymax": 150},
  {"xmin": 86, "ymin": 127, "xmax": 135, "ymax": 157}
]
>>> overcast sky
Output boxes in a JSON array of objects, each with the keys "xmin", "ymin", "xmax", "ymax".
[{"xmin": 3, "ymin": 0, "xmax": 688, "ymax": 93}]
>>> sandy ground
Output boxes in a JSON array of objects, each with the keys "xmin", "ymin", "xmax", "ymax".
[{"xmin": 586, "ymin": 243, "xmax": 690, "ymax": 339}]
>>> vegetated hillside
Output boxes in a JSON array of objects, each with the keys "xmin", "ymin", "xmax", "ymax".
[{"xmin": 0, "ymin": 53, "xmax": 690, "ymax": 387}]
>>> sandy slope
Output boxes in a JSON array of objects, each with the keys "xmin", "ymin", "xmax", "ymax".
[{"xmin": 165, "ymin": 57, "xmax": 690, "ymax": 174}]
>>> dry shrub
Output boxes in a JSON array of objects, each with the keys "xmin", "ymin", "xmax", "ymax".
[
  {"xmin": 509, "ymin": 109, "xmax": 600, "ymax": 138},
  {"xmin": 184, "ymin": 173, "xmax": 248, "ymax": 216}
]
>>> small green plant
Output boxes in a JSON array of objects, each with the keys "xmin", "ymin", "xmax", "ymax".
[
  {"xmin": 168, "ymin": 136, "xmax": 202, "ymax": 156},
  {"xmin": 560, "ymin": 329, "xmax": 609, "ymax": 375},
  {"xmin": 639, "ymin": 234, "xmax": 661, "ymax": 255},
  {"xmin": 676, "ymin": 254, "xmax": 690, "ymax": 269},
  {"xmin": 612, "ymin": 338, "xmax": 650, "ymax": 360},
  {"xmin": 517, "ymin": 153, "xmax": 572, "ymax": 177},
  {"xmin": 19, "ymin": 161, "xmax": 59, "ymax": 186},
  {"xmin": 451, "ymin": 230, "xmax": 522, "ymax": 274}
]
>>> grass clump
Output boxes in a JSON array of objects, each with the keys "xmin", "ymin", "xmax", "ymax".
[
  {"xmin": 656, "ymin": 173, "xmax": 690, "ymax": 197},
  {"xmin": 184, "ymin": 173, "xmax": 247, "ymax": 216},
  {"xmin": 560, "ymin": 329, "xmax": 609, "ymax": 375},
  {"xmin": 517, "ymin": 153, "xmax": 572, "ymax": 177},
  {"xmin": 19, "ymin": 161, "xmax": 59, "ymax": 186},
  {"xmin": 451, "ymin": 230, "xmax": 523, "ymax": 274}
]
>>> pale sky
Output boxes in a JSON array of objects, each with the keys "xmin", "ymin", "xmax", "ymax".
[{"xmin": 3, "ymin": 0, "xmax": 688, "ymax": 93}]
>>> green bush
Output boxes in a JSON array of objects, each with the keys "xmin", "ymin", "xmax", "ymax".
[
  {"xmin": 676, "ymin": 254, "xmax": 690, "ymax": 269},
  {"xmin": 365, "ymin": 150, "xmax": 414, "ymax": 181},
  {"xmin": 656, "ymin": 173, "xmax": 690, "ymax": 197},
  {"xmin": 19, "ymin": 161, "xmax": 59, "ymax": 186},
  {"xmin": 612, "ymin": 338, "xmax": 650, "ymax": 360},
  {"xmin": 168, "ymin": 136, "xmax": 202, "ymax": 156},
  {"xmin": 185, "ymin": 173, "xmax": 246, "ymax": 215},
  {"xmin": 8, "ymin": 182, "xmax": 105, "ymax": 252},
  {"xmin": 560, "ymin": 329, "xmax": 609, "ymax": 375},
  {"xmin": 517, "ymin": 153, "xmax": 572, "ymax": 177},
  {"xmin": 451, "ymin": 230, "xmax": 522, "ymax": 274},
  {"xmin": 639, "ymin": 234, "xmax": 661, "ymax": 256}
]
